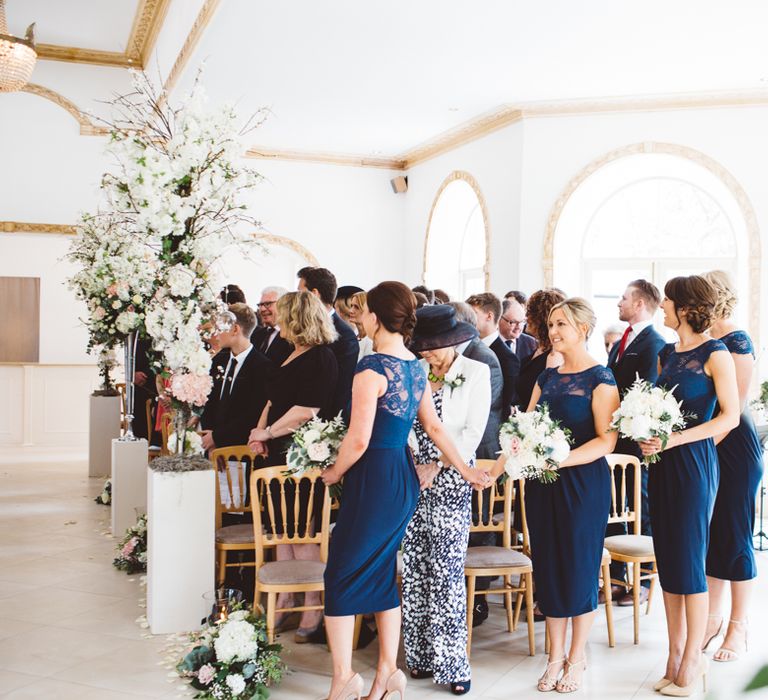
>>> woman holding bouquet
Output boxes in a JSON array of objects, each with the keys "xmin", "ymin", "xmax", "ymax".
[
  {"xmin": 402, "ymin": 305, "xmax": 491, "ymax": 695},
  {"xmin": 320, "ymin": 282, "xmax": 490, "ymax": 700},
  {"xmin": 494, "ymin": 297, "xmax": 619, "ymax": 693},
  {"xmin": 638, "ymin": 275, "xmax": 739, "ymax": 696},
  {"xmin": 701, "ymin": 271, "xmax": 763, "ymax": 663},
  {"xmin": 247, "ymin": 291, "xmax": 338, "ymax": 642}
]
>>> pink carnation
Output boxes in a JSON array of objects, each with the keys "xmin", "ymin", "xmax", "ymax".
[
  {"xmin": 197, "ymin": 664, "xmax": 215, "ymax": 685},
  {"xmin": 170, "ymin": 373, "xmax": 213, "ymax": 407}
]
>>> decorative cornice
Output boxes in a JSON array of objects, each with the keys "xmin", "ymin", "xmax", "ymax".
[
  {"xmin": 36, "ymin": 0, "xmax": 171, "ymax": 69},
  {"xmin": 20, "ymin": 83, "xmax": 108, "ymax": 136},
  {"xmin": 252, "ymin": 233, "xmax": 319, "ymax": 266},
  {"xmin": 244, "ymin": 146, "xmax": 405, "ymax": 171},
  {"xmin": 0, "ymin": 222, "xmax": 76, "ymax": 235},
  {"xmin": 126, "ymin": 0, "xmax": 172, "ymax": 65},
  {"xmin": 36, "ymin": 43, "xmax": 135, "ymax": 68},
  {"xmin": 400, "ymin": 108, "xmax": 523, "ymax": 169},
  {"xmin": 162, "ymin": 0, "xmax": 221, "ymax": 97}
]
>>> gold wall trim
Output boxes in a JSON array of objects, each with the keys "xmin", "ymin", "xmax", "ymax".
[
  {"xmin": 422, "ymin": 170, "xmax": 491, "ymax": 291},
  {"xmin": 162, "ymin": 0, "xmax": 221, "ymax": 97},
  {"xmin": 400, "ymin": 108, "xmax": 523, "ymax": 169},
  {"xmin": 252, "ymin": 233, "xmax": 319, "ymax": 266},
  {"xmin": 20, "ymin": 84, "xmax": 108, "ymax": 136},
  {"xmin": 244, "ymin": 147, "xmax": 405, "ymax": 171},
  {"xmin": 1, "ymin": 222, "xmax": 76, "ymax": 235},
  {"xmin": 36, "ymin": 0, "xmax": 171, "ymax": 68},
  {"xmin": 542, "ymin": 141, "xmax": 762, "ymax": 352}
]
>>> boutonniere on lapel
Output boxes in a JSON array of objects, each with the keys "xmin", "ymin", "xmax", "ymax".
[
  {"xmin": 444, "ymin": 373, "xmax": 467, "ymax": 396},
  {"xmin": 214, "ymin": 363, "xmax": 226, "ymax": 382}
]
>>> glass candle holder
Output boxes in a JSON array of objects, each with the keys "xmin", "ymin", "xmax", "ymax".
[{"xmin": 202, "ymin": 587, "xmax": 244, "ymax": 625}]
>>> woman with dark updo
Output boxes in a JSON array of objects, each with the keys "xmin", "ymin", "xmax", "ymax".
[{"xmin": 639, "ymin": 275, "xmax": 740, "ymax": 697}]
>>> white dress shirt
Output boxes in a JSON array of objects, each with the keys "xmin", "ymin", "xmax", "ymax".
[
  {"xmin": 481, "ymin": 330, "xmax": 500, "ymax": 348},
  {"xmin": 624, "ymin": 320, "xmax": 653, "ymax": 352},
  {"xmin": 220, "ymin": 344, "xmax": 253, "ymax": 398}
]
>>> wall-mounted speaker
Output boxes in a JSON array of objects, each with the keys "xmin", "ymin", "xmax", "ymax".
[{"xmin": 390, "ymin": 175, "xmax": 408, "ymax": 194}]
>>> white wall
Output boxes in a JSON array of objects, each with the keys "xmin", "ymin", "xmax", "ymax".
[{"xmin": 0, "ymin": 90, "xmax": 405, "ymax": 362}]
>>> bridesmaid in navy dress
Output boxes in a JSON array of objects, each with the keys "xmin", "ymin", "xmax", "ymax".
[
  {"xmin": 321, "ymin": 282, "xmax": 490, "ymax": 700},
  {"xmin": 701, "ymin": 271, "xmax": 764, "ymax": 663},
  {"xmin": 639, "ymin": 276, "xmax": 739, "ymax": 697},
  {"xmin": 494, "ymin": 298, "xmax": 619, "ymax": 694}
]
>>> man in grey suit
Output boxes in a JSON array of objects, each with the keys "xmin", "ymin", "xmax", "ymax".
[{"xmin": 448, "ymin": 301, "xmax": 502, "ymax": 627}]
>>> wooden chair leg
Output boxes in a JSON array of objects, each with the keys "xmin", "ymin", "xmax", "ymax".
[
  {"xmin": 216, "ymin": 550, "xmax": 227, "ymax": 587},
  {"xmin": 632, "ymin": 560, "xmax": 641, "ymax": 645},
  {"xmin": 513, "ymin": 590, "xmax": 524, "ymax": 630},
  {"xmin": 524, "ymin": 572, "xmax": 535, "ymax": 656},
  {"xmin": 266, "ymin": 591, "xmax": 277, "ymax": 644},
  {"xmin": 352, "ymin": 614, "xmax": 362, "ymax": 650},
  {"xmin": 466, "ymin": 575, "xmax": 476, "ymax": 658},
  {"xmin": 505, "ymin": 575, "xmax": 514, "ymax": 632},
  {"xmin": 602, "ymin": 561, "xmax": 615, "ymax": 648},
  {"xmin": 646, "ymin": 560, "xmax": 657, "ymax": 614}
]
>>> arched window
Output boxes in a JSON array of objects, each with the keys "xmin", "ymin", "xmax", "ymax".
[
  {"xmin": 214, "ymin": 234, "xmax": 318, "ymax": 305},
  {"xmin": 424, "ymin": 172, "xmax": 489, "ymax": 299},
  {"xmin": 550, "ymin": 148, "xmax": 755, "ymax": 359}
]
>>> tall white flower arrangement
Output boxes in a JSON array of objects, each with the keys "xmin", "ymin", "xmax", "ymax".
[{"xmin": 69, "ymin": 70, "xmax": 265, "ymax": 452}]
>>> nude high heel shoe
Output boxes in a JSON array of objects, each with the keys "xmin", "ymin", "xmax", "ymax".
[
  {"xmin": 326, "ymin": 673, "xmax": 364, "ymax": 700},
  {"xmin": 365, "ymin": 669, "xmax": 407, "ymax": 700},
  {"xmin": 556, "ymin": 657, "xmax": 586, "ymax": 694},
  {"xmin": 537, "ymin": 657, "xmax": 565, "ymax": 692},
  {"xmin": 652, "ymin": 677, "xmax": 673, "ymax": 692},
  {"xmin": 660, "ymin": 656, "xmax": 708, "ymax": 697},
  {"xmin": 713, "ymin": 618, "xmax": 748, "ymax": 662}
]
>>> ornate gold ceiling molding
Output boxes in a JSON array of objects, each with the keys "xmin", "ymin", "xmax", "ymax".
[
  {"xmin": 20, "ymin": 83, "xmax": 108, "ymax": 136},
  {"xmin": 35, "ymin": 0, "xmax": 171, "ymax": 68},
  {"xmin": 1, "ymin": 221, "xmax": 76, "ymax": 235},
  {"xmin": 400, "ymin": 108, "xmax": 524, "ymax": 169},
  {"xmin": 162, "ymin": 0, "xmax": 221, "ymax": 97},
  {"xmin": 244, "ymin": 146, "xmax": 405, "ymax": 171},
  {"xmin": 542, "ymin": 141, "xmax": 761, "ymax": 352}
]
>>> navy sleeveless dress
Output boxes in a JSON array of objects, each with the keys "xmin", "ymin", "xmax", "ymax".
[
  {"xmin": 525, "ymin": 366, "xmax": 616, "ymax": 618},
  {"xmin": 324, "ymin": 353, "xmax": 426, "ymax": 616},
  {"xmin": 706, "ymin": 331, "xmax": 764, "ymax": 581},
  {"xmin": 649, "ymin": 339, "xmax": 727, "ymax": 595}
]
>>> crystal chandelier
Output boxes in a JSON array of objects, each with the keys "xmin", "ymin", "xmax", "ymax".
[{"xmin": 0, "ymin": 0, "xmax": 36, "ymax": 93}]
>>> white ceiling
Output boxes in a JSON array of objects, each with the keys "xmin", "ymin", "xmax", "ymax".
[
  {"xmin": 9, "ymin": 0, "xmax": 768, "ymax": 155},
  {"xmin": 6, "ymin": 0, "xmax": 139, "ymax": 53}
]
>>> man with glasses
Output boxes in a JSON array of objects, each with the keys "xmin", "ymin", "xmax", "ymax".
[
  {"xmin": 500, "ymin": 293, "xmax": 537, "ymax": 364},
  {"xmin": 251, "ymin": 286, "xmax": 293, "ymax": 365}
]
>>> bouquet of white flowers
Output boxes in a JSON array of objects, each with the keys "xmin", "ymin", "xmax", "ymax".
[
  {"xmin": 284, "ymin": 414, "xmax": 347, "ymax": 497},
  {"xmin": 176, "ymin": 606, "xmax": 284, "ymax": 699},
  {"xmin": 498, "ymin": 404, "xmax": 571, "ymax": 483},
  {"xmin": 609, "ymin": 376, "xmax": 693, "ymax": 464}
]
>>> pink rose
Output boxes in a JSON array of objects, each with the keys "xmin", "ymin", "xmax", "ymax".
[
  {"xmin": 121, "ymin": 537, "xmax": 138, "ymax": 556},
  {"xmin": 509, "ymin": 437, "xmax": 521, "ymax": 456},
  {"xmin": 197, "ymin": 664, "xmax": 215, "ymax": 685},
  {"xmin": 106, "ymin": 284, "xmax": 118, "ymax": 296}
]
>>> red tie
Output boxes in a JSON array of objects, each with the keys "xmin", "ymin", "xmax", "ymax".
[{"xmin": 616, "ymin": 326, "xmax": 632, "ymax": 361}]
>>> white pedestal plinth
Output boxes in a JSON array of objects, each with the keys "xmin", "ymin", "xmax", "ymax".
[
  {"xmin": 146, "ymin": 467, "xmax": 215, "ymax": 634},
  {"xmin": 88, "ymin": 395, "xmax": 121, "ymax": 477},
  {"xmin": 111, "ymin": 439, "xmax": 148, "ymax": 536}
]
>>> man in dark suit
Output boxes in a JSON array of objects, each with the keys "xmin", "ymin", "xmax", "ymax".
[
  {"xmin": 250, "ymin": 286, "xmax": 293, "ymax": 366},
  {"xmin": 449, "ymin": 301, "xmax": 503, "ymax": 460},
  {"xmin": 467, "ymin": 292, "xmax": 520, "ymax": 420},
  {"xmin": 606, "ymin": 279, "xmax": 667, "ymax": 606},
  {"xmin": 500, "ymin": 295, "xmax": 538, "ymax": 364},
  {"xmin": 132, "ymin": 336, "xmax": 158, "ymax": 444},
  {"xmin": 201, "ymin": 303, "xmax": 274, "ymax": 451},
  {"xmin": 297, "ymin": 267, "xmax": 358, "ymax": 416}
]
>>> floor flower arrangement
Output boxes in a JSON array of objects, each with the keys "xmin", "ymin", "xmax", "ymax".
[{"xmin": 113, "ymin": 513, "xmax": 147, "ymax": 574}]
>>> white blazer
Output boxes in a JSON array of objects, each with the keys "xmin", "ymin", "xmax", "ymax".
[{"xmin": 411, "ymin": 353, "xmax": 491, "ymax": 465}]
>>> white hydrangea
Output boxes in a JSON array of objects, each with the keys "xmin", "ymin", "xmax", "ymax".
[
  {"xmin": 213, "ymin": 619, "xmax": 259, "ymax": 664},
  {"xmin": 225, "ymin": 673, "xmax": 246, "ymax": 696}
]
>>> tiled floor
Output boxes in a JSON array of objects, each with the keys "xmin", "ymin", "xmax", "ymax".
[{"xmin": 0, "ymin": 457, "xmax": 766, "ymax": 699}]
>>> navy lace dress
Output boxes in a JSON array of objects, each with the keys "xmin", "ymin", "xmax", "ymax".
[
  {"xmin": 650, "ymin": 339, "xmax": 727, "ymax": 594},
  {"xmin": 324, "ymin": 353, "xmax": 426, "ymax": 616},
  {"xmin": 525, "ymin": 365, "xmax": 616, "ymax": 618},
  {"xmin": 706, "ymin": 331, "xmax": 764, "ymax": 581}
]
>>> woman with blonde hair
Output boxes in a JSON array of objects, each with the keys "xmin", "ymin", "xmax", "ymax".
[
  {"xmin": 700, "ymin": 270, "xmax": 763, "ymax": 663},
  {"xmin": 248, "ymin": 291, "xmax": 339, "ymax": 642},
  {"xmin": 492, "ymin": 297, "xmax": 620, "ymax": 693},
  {"xmin": 348, "ymin": 290, "xmax": 374, "ymax": 359}
]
